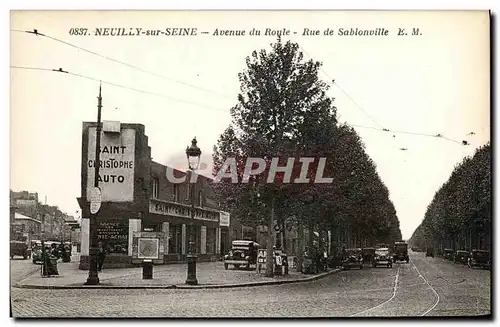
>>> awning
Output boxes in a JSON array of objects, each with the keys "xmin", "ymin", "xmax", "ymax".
[
  {"xmin": 15, "ymin": 212, "xmax": 33, "ymax": 219},
  {"xmin": 15, "ymin": 212, "xmax": 40, "ymax": 223}
]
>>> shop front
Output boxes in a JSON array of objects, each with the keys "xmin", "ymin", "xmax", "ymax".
[{"xmin": 146, "ymin": 198, "xmax": 221, "ymax": 263}]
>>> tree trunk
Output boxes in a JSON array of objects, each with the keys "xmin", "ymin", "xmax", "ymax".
[
  {"xmin": 281, "ymin": 219, "xmax": 287, "ymax": 252},
  {"xmin": 308, "ymin": 222, "xmax": 314, "ymax": 249},
  {"xmin": 265, "ymin": 196, "xmax": 275, "ymax": 277}
]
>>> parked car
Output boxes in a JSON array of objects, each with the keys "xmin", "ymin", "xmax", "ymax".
[
  {"xmin": 373, "ymin": 247, "xmax": 393, "ymax": 268},
  {"xmin": 224, "ymin": 240, "xmax": 260, "ymax": 270},
  {"xmin": 443, "ymin": 248, "xmax": 455, "ymax": 260},
  {"xmin": 454, "ymin": 250, "xmax": 469, "ymax": 265},
  {"xmin": 10, "ymin": 240, "xmax": 29, "ymax": 259},
  {"xmin": 468, "ymin": 250, "xmax": 490, "ymax": 270},
  {"xmin": 426, "ymin": 247, "xmax": 434, "ymax": 257},
  {"xmin": 393, "ymin": 241, "xmax": 409, "ymax": 263},
  {"xmin": 342, "ymin": 248, "xmax": 363, "ymax": 270}
]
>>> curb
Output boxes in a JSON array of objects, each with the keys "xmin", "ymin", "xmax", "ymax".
[{"xmin": 13, "ymin": 269, "xmax": 340, "ymax": 290}]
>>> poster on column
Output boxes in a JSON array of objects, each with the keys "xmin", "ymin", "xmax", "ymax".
[{"xmin": 86, "ymin": 126, "xmax": 136, "ymax": 202}]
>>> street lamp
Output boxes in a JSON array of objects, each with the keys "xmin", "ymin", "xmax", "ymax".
[{"xmin": 185, "ymin": 137, "xmax": 201, "ymax": 285}]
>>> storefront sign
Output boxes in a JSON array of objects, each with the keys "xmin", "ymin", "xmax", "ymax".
[
  {"xmin": 97, "ymin": 219, "xmax": 129, "ymax": 254},
  {"xmin": 220, "ymin": 211, "xmax": 230, "ymax": 227},
  {"xmin": 86, "ymin": 126, "xmax": 136, "ymax": 202},
  {"xmin": 149, "ymin": 199, "xmax": 219, "ymax": 222},
  {"xmin": 15, "ymin": 199, "xmax": 37, "ymax": 207}
]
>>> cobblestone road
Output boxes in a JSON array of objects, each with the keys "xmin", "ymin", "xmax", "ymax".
[{"xmin": 11, "ymin": 252, "xmax": 491, "ymax": 318}]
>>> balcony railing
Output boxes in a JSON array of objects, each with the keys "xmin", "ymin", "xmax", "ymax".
[{"xmin": 149, "ymin": 198, "xmax": 219, "ymax": 222}]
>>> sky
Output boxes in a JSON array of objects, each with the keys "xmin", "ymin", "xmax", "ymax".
[{"xmin": 10, "ymin": 10, "xmax": 490, "ymax": 239}]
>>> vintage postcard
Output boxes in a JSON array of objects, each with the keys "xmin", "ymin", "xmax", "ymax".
[{"xmin": 10, "ymin": 10, "xmax": 491, "ymax": 318}]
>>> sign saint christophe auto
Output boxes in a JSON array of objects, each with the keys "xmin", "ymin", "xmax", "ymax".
[{"xmin": 86, "ymin": 122, "xmax": 136, "ymax": 202}]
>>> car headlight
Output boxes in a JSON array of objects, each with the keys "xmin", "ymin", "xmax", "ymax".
[
  {"xmin": 241, "ymin": 253, "xmax": 245, "ymax": 258},
  {"xmin": 245, "ymin": 256, "xmax": 250, "ymax": 260}
]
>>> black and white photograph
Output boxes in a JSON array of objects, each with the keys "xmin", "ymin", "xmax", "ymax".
[{"xmin": 9, "ymin": 9, "xmax": 491, "ymax": 318}]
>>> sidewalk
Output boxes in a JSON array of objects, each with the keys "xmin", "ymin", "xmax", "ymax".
[{"xmin": 14, "ymin": 260, "xmax": 339, "ymax": 289}]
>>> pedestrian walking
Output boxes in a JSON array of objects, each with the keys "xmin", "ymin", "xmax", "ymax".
[{"xmin": 97, "ymin": 242, "xmax": 106, "ymax": 271}]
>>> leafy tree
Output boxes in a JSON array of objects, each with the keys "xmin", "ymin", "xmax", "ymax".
[
  {"xmin": 213, "ymin": 38, "xmax": 402, "ymax": 275},
  {"xmin": 410, "ymin": 143, "xmax": 491, "ymax": 252}
]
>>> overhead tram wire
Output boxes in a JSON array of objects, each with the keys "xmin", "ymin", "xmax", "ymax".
[
  {"xmin": 10, "ymin": 28, "xmax": 233, "ymax": 100},
  {"xmin": 296, "ymin": 43, "xmax": 386, "ymax": 130},
  {"xmin": 349, "ymin": 124, "xmax": 464, "ymax": 145},
  {"xmin": 10, "ymin": 65, "xmax": 228, "ymax": 113},
  {"xmin": 296, "ymin": 43, "xmax": 470, "ymax": 147}
]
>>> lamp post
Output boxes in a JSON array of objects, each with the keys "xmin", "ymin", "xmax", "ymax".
[{"xmin": 185, "ymin": 137, "xmax": 201, "ymax": 285}]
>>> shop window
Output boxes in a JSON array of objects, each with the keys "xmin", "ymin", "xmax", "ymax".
[
  {"xmin": 169, "ymin": 224, "xmax": 181, "ymax": 254},
  {"xmin": 152, "ymin": 178, "xmax": 159, "ymax": 199},
  {"xmin": 206, "ymin": 228, "xmax": 216, "ymax": 254},
  {"xmin": 97, "ymin": 219, "xmax": 129, "ymax": 254},
  {"xmin": 232, "ymin": 228, "xmax": 239, "ymax": 241},
  {"xmin": 173, "ymin": 184, "xmax": 179, "ymax": 202},
  {"xmin": 186, "ymin": 183, "xmax": 191, "ymax": 201},
  {"xmin": 168, "ymin": 226, "xmax": 175, "ymax": 254}
]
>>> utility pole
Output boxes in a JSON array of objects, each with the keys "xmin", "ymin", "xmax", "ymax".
[{"xmin": 86, "ymin": 84, "xmax": 102, "ymax": 285}]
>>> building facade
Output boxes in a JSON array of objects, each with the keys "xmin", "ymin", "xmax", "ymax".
[
  {"xmin": 77, "ymin": 121, "xmax": 238, "ymax": 269},
  {"xmin": 10, "ymin": 190, "xmax": 79, "ymax": 246}
]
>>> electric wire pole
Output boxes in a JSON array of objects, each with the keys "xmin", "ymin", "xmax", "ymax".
[{"xmin": 86, "ymin": 84, "xmax": 102, "ymax": 285}]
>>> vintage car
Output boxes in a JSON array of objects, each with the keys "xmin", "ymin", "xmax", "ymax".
[
  {"xmin": 373, "ymin": 247, "xmax": 393, "ymax": 268},
  {"xmin": 342, "ymin": 248, "xmax": 363, "ymax": 270},
  {"xmin": 393, "ymin": 241, "xmax": 409, "ymax": 263},
  {"xmin": 10, "ymin": 240, "xmax": 29, "ymax": 259},
  {"xmin": 468, "ymin": 250, "xmax": 490, "ymax": 270},
  {"xmin": 453, "ymin": 250, "xmax": 469, "ymax": 265},
  {"xmin": 425, "ymin": 247, "xmax": 435, "ymax": 257},
  {"xmin": 224, "ymin": 240, "xmax": 260, "ymax": 270},
  {"xmin": 362, "ymin": 247, "xmax": 376, "ymax": 263},
  {"xmin": 443, "ymin": 248, "xmax": 455, "ymax": 260}
]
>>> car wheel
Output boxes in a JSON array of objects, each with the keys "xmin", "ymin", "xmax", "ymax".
[
  {"xmin": 224, "ymin": 263, "xmax": 228, "ymax": 270},
  {"xmin": 360, "ymin": 265, "xmax": 363, "ymax": 270},
  {"xmin": 234, "ymin": 264, "xmax": 240, "ymax": 269}
]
